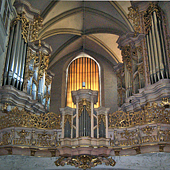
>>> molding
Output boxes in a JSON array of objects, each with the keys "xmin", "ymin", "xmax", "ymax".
[
  {"xmin": 0, "ymin": 85, "xmax": 46, "ymax": 113},
  {"xmin": 121, "ymin": 79, "xmax": 170, "ymax": 112}
]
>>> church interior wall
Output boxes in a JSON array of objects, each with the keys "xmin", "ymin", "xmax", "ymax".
[{"xmin": 50, "ymin": 53, "xmax": 118, "ymax": 114}]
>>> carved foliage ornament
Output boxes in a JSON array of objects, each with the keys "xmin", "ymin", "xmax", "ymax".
[
  {"xmin": 98, "ymin": 114, "xmax": 106, "ymax": 127},
  {"xmin": 121, "ymin": 46, "xmax": 132, "ymax": 73},
  {"xmin": 30, "ymin": 16, "xmax": 43, "ymax": 42},
  {"xmin": 144, "ymin": 3, "xmax": 162, "ymax": 34},
  {"xmin": 141, "ymin": 125, "xmax": 154, "ymax": 135},
  {"xmin": 0, "ymin": 107, "xmax": 61, "ymax": 130},
  {"xmin": 161, "ymin": 98, "xmax": 170, "ymax": 108},
  {"xmin": 64, "ymin": 114, "xmax": 72, "ymax": 126},
  {"xmin": 120, "ymin": 129, "xmax": 135, "ymax": 139},
  {"xmin": 13, "ymin": 13, "xmax": 29, "ymax": 43},
  {"xmin": 109, "ymin": 102, "xmax": 170, "ymax": 128},
  {"xmin": 128, "ymin": 6, "xmax": 141, "ymax": 33},
  {"xmin": 78, "ymin": 99, "xmax": 91, "ymax": 117},
  {"xmin": 55, "ymin": 155, "xmax": 116, "ymax": 170}
]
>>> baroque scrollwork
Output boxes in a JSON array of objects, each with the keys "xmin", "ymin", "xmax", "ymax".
[
  {"xmin": 13, "ymin": 13, "xmax": 29, "ymax": 43},
  {"xmin": 0, "ymin": 107, "xmax": 61, "ymax": 130},
  {"xmin": 161, "ymin": 98, "xmax": 170, "ymax": 108},
  {"xmin": 144, "ymin": 3, "xmax": 162, "ymax": 34},
  {"xmin": 141, "ymin": 126, "xmax": 154, "ymax": 135},
  {"xmin": 29, "ymin": 15, "xmax": 43, "ymax": 42},
  {"xmin": 128, "ymin": 6, "xmax": 141, "ymax": 33},
  {"xmin": 55, "ymin": 155, "xmax": 116, "ymax": 170},
  {"xmin": 78, "ymin": 99, "xmax": 91, "ymax": 117},
  {"xmin": 121, "ymin": 46, "xmax": 132, "ymax": 73},
  {"xmin": 109, "ymin": 102, "xmax": 170, "ymax": 128},
  {"xmin": 37, "ymin": 131, "xmax": 51, "ymax": 146},
  {"xmin": 98, "ymin": 114, "xmax": 106, "ymax": 127},
  {"xmin": 64, "ymin": 114, "xmax": 72, "ymax": 126},
  {"xmin": 120, "ymin": 129, "xmax": 135, "ymax": 139}
]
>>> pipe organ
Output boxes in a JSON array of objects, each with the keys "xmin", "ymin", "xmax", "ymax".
[
  {"xmin": 24, "ymin": 40, "xmax": 52, "ymax": 111},
  {"xmin": 118, "ymin": 45, "xmax": 145, "ymax": 99},
  {"xmin": 144, "ymin": 3, "xmax": 169, "ymax": 84},
  {"xmin": 116, "ymin": 2, "xmax": 170, "ymax": 108},
  {"xmin": 60, "ymin": 89, "xmax": 109, "ymax": 139},
  {"xmin": 2, "ymin": 8, "xmax": 53, "ymax": 111},
  {"xmin": 66, "ymin": 57, "xmax": 100, "ymax": 108},
  {"xmin": 3, "ymin": 13, "xmax": 29, "ymax": 90}
]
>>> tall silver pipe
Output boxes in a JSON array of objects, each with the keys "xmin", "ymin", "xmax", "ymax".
[
  {"xmin": 149, "ymin": 30, "xmax": 156, "ymax": 82},
  {"xmin": 16, "ymin": 38, "xmax": 24, "ymax": 88},
  {"xmin": 8, "ymin": 21, "xmax": 20, "ymax": 84},
  {"xmin": 20, "ymin": 42, "xmax": 27, "ymax": 90},
  {"xmin": 146, "ymin": 34, "xmax": 153, "ymax": 83},
  {"xmin": 158, "ymin": 19, "xmax": 168, "ymax": 78},
  {"xmin": 152, "ymin": 12, "xmax": 163, "ymax": 78},
  {"xmin": 3, "ymin": 26, "xmax": 15, "ymax": 85},
  {"xmin": 151, "ymin": 14, "xmax": 160, "ymax": 80},
  {"xmin": 12, "ymin": 21, "xmax": 22, "ymax": 86},
  {"xmin": 86, "ymin": 108, "xmax": 89, "ymax": 136}
]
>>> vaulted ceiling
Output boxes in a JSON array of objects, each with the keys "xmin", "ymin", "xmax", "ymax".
[{"xmin": 27, "ymin": 0, "xmax": 134, "ymax": 68}]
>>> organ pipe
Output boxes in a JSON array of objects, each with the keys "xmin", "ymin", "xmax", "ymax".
[
  {"xmin": 3, "ymin": 26, "xmax": 14, "ymax": 85},
  {"xmin": 66, "ymin": 57, "xmax": 100, "ymax": 108},
  {"xmin": 151, "ymin": 15, "xmax": 160, "ymax": 80},
  {"xmin": 20, "ymin": 43, "xmax": 27, "ymax": 90},
  {"xmin": 144, "ymin": 4, "xmax": 169, "ymax": 84}
]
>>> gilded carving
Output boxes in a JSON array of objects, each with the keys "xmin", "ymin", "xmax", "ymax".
[
  {"xmin": 144, "ymin": 3, "xmax": 162, "ymax": 34},
  {"xmin": 98, "ymin": 114, "xmax": 106, "ymax": 127},
  {"xmin": 30, "ymin": 16, "xmax": 43, "ymax": 42},
  {"xmin": 141, "ymin": 126, "xmax": 154, "ymax": 135},
  {"xmin": 64, "ymin": 114, "xmax": 72, "ymax": 126},
  {"xmin": 2, "ymin": 132, "xmax": 11, "ymax": 145},
  {"xmin": 128, "ymin": 6, "xmax": 141, "ymax": 33},
  {"xmin": 161, "ymin": 98, "xmax": 170, "ymax": 108},
  {"xmin": 78, "ymin": 99, "xmax": 91, "ymax": 117},
  {"xmin": 13, "ymin": 13, "xmax": 29, "ymax": 43},
  {"xmin": 121, "ymin": 46, "xmax": 132, "ymax": 73},
  {"xmin": 17, "ymin": 129, "xmax": 30, "ymax": 144},
  {"xmin": 1, "ymin": 103, "xmax": 10, "ymax": 113},
  {"xmin": 55, "ymin": 155, "xmax": 116, "ymax": 170},
  {"xmin": 21, "ymin": 13, "xmax": 29, "ymax": 43},
  {"xmin": 109, "ymin": 102, "xmax": 170, "ymax": 128},
  {"xmin": 37, "ymin": 131, "xmax": 51, "ymax": 146},
  {"xmin": 0, "ymin": 107, "xmax": 61, "ymax": 130},
  {"xmin": 120, "ymin": 129, "xmax": 135, "ymax": 139}
]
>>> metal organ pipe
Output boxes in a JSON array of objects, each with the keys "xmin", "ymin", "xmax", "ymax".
[
  {"xmin": 8, "ymin": 20, "xmax": 20, "ymax": 85},
  {"xmin": 153, "ymin": 12, "xmax": 164, "ymax": 78},
  {"xmin": 146, "ymin": 34, "xmax": 153, "ymax": 83},
  {"xmin": 3, "ymin": 26, "xmax": 15, "ymax": 85},
  {"xmin": 20, "ymin": 42, "xmax": 27, "ymax": 90},
  {"xmin": 149, "ymin": 28, "xmax": 156, "ymax": 83},
  {"xmin": 151, "ymin": 14, "xmax": 160, "ymax": 80},
  {"xmin": 13, "ymin": 20, "xmax": 22, "ymax": 86},
  {"xmin": 16, "ymin": 37, "xmax": 24, "ymax": 88},
  {"xmin": 158, "ymin": 18, "xmax": 168, "ymax": 78}
]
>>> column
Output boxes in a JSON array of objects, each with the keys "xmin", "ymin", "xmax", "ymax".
[
  {"xmin": 76, "ymin": 96, "xmax": 79, "ymax": 138},
  {"xmin": 91, "ymin": 96, "xmax": 94, "ymax": 138}
]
